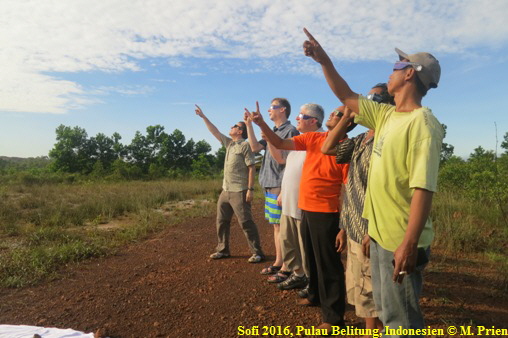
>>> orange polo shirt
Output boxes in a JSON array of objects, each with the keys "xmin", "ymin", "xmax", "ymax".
[{"xmin": 293, "ymin": 131, "xmax": 349, "ymax": 213}]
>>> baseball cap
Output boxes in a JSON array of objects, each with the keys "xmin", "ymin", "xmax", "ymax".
[{"xmin": 395, "ymin": 48, "xmax": 441, "ymax": 90}]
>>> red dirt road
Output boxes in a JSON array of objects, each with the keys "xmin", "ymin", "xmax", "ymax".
[{"xmin": 0, "ymin": 199, "xmax": 506, "ymax": 337}]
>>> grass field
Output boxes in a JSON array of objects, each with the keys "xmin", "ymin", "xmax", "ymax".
[
  {"xmin": 0, "ymin": 179, "xmax": 222, "ymax": 287},
  {"xmin": 0, "ymin": 178, "xmax": 507, "ymax": 291}
]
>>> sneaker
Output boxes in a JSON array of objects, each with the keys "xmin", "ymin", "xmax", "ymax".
[
  {"xmin": 277, "ymin": 274, "xmax": 308, "ymax": 290},
  {"xmin": 210, "ymin": 252, "xmax": 230, "ymax": 259},
  {"xmin": 247, "ymin": 254, "xmax": 264, "ymax": 263},
  {"xmin": 297, "ymin": 285, "xmax": 309, "ymax": 298}
]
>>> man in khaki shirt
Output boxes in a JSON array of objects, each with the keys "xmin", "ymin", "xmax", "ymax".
[{"xmin": 195, "ymin": 105, "xmax": 265, "ymax": 263}]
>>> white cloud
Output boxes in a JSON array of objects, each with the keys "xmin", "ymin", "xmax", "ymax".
[
  {"xmin": 94, "ymin": 85, "xmax": 154, "ymax": 96},
  {"xmin": 0, "ymin": 0, "xmax": 507, "ymax": 113}
]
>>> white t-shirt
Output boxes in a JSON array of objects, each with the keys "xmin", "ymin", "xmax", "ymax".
[{"xmin": 280, "ymin": 151, "xmax": 306, "ymax": 219}]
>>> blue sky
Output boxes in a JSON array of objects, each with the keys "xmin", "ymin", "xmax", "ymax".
[{"xmin": 1, "ymin": 0, "xmax": 508, "ymax": 159}]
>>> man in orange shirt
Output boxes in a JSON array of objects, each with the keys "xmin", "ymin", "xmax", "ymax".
[{"xmin": 247, "ymin": 101, "xmax": 354, "ymax": 332}]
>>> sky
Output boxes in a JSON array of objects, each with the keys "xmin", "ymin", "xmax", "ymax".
[{"xmin": 1, "ymin": 0, "xmax": 508, "ymax": 159}]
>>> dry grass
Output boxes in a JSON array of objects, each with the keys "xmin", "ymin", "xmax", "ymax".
[{"xmin": 0, "ymin": 179, "xmax": 221, "ymax": 287}]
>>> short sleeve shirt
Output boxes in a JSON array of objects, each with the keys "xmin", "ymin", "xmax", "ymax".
[
  {"xmin": 258, "ymin": 121, "xmax": 299, "ymax": 188},
  {"xmin": 354, "ymin": 96, "xmax": 444, "ymax": 251},
  {"xmin": 219, "ymin": 134, "xmax": 256, "ymax": 192},
  {"xmin": 293, "ymin": 131, "xmax": 349, "ymax": 213}
]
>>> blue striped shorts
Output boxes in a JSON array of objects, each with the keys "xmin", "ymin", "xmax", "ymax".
[{"xmin": 264, "ymin": 191, "xmax": 282, "ymax": 224}]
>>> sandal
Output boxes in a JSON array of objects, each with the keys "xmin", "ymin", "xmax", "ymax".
[
  {"xmin": 267, "ymin": 270, "xmax": 291, "ymax": 283},
  {"xmin": 260, "ymin": 265, "xmax": 282, "ymax": 275}
]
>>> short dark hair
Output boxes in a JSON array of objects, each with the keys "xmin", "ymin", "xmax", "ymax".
[
  {"xmin": 346, "ymin": 121, "xmax": 357, "ymax": 132},
  {"xmin": 238, "ymin": 121, "xmax": 248, "ymax": 139},
  {"xmin": 372, "ymin": 83, "xmax": 395, "ymax": 105},
  {"xmin": 272, "ymin": 98, "xmax": 291, "ymax": 118},
  {"xmin": 414, "ymin": 76, "xmax": 429, "ymax": 97}
]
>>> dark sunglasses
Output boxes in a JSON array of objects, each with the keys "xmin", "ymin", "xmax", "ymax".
[
  {"xmin": 332, "ymin": 109, "xmax": 343, "ymax": 117},
  {"xmin": 297, "ymin": 113, "xmax": 317, "ymax": 120},
  {"xmin": 231, "ymin": 125, "xmax": 243, "ymax": 129}
]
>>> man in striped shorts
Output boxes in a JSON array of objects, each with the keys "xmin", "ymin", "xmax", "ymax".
[{"xmin": 245, "ymin": 98, "xmax": 299, "ymax": 275}]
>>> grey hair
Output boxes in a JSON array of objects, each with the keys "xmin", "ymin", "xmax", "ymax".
[{"xmin": 300, "ymin": 103, "xmax": 324, "ymax": 128}]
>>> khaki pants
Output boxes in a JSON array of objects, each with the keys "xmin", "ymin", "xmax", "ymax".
[
  {"xmin": 215, "ymin": 190, "xmax": 263, "ymax": 256},
  {"xmin": 346, "ymin": 237, "xmax": 377, "ymax": 318},
  {"xmin": 280, "ymin": 214, "xmax": 308, "ymax": 276}
]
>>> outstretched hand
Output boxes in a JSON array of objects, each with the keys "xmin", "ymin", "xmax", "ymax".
[
  {"xmin": 303, "ymin": 28, "xmax": 330, "ymax": 64},
  {"xmin": 243, "ymin": 111, "xmax": 251, "ymax": 124},
  {"xmin": 244, "ymin": 101, "xmax": 264, "ymax": 125},
  {"xmin": 195, "ymin": 104, "xmax": 205, "ymax": 118}
]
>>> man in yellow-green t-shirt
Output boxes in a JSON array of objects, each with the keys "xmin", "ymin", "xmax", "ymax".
[{"xmin": 303, "ymin": 27, "xmax": 443, "ymax": 336}]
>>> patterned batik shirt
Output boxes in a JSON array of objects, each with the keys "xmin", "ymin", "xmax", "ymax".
[{"xmin": 338, "ymin": 132, "xmax": 374, "ymax": 244}]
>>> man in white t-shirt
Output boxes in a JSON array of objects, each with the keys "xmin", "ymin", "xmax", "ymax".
[{"xmin": 276, "ymin": 103, "xmax": 325, "ymax": 291}]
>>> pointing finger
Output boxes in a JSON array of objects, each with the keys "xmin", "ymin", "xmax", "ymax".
[
  {"xmin": 303, "ymin": 27, "xmax": 315, "ymax": 41},
  {"xmin": 256, "ymin": 101, "xmax": 260, "ymax": 113}
]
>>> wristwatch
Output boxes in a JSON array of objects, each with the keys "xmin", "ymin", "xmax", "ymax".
[{"xmin": 248, "ymin": 187, "xmax": 254, "ymax": 191}]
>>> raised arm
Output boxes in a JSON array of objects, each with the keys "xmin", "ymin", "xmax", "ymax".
[
  {"xmin": 303, "ymin": 28, "xmax": 360, "ymax": 113},
  {"xmin": 246, "ymin": 104, "xmax": 295, "ymax": 151},
  {"xmin": 244, "ymin": 106, "xmax": 265, "ymax": 153},
  {"xmin": 321, "ymin": 107, "xmax": 354, "ymax": 155},
  {"xmin": 265, "ymin": 133, "xmax": 286, "ymax": 165},
  {"xmin": 195, "ymin": 104, "xmax": 222, "ymax": 143}
]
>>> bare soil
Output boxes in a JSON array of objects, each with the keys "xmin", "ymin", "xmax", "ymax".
[{"xmin": 0, "ymin": 199, "xmax": 506, "ymax": 337}]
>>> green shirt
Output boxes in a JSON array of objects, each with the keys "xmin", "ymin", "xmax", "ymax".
[{"xmin": 355, "ymin": 96, "xmax": 444, "ymax": 251}]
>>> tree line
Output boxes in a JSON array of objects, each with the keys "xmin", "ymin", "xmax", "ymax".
[
  {"xmin": 1, "ymin": 125, "xmax": 507, "ymax": 191},
  {"xmin": 47, "ymin": 124, "xmax": 228, "ymax": 179}
]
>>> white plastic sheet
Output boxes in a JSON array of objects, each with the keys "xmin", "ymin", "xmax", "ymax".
[{"xmin": 0, "ymin": 325, "xmax": 94, "ymax": 338}]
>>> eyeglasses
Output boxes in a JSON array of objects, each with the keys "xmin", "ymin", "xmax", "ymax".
[
  {"xmin": 366, "ymin": 93, "xmax": 383, "ymax": 103},
  {"xmin": 332, "ymin": 109, "xmax": 343, "ymax": 117},
  {"xmin": 393, "ymin": 61, "xmax": 422, "ymax": 72},
  {"xmin": 231, "ymin": 125, "xmax": 242, "ymax": 129},
  {"xmin": 269, "ymin": 105, "xmax": 283, "ymax": 110},
  {"xmin": 297, "ymin": 113, "xmax": 317, "ymax": 120}
]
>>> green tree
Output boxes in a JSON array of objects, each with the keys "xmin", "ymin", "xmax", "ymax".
[
  {"xmin": 191, "ymin": 154, "xmax": 213, "ymax": 178},
  {"xmin": 127, "ymin": 125, "xmax": 171, "ymax": 174},
  {"xmin": 501, "ymin": 131, "xmax": 508, "ymax": 154},
  {"xmin": 127, "ymin": 131, "xmax": 151, "ymax": 173},
  {"xmin": 49, "ymin": 125, "xmax": 92, "ymax": 173},
  {"xmin": 89, "ymin": 133, "xmax": 117, "ymax": 171},
  {"xmin": 214, "ymin": 146, "xmax": 226, "ymax": 171},
  {"xmin": 440, "ymin": 124, "xmax": 454, "ymax": 164},
  {"xmin": 161, "ymin": 129, "xmax": 211, "ymax": 171}
]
